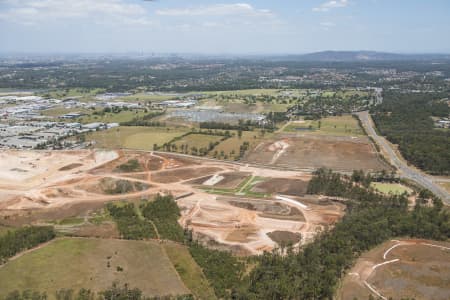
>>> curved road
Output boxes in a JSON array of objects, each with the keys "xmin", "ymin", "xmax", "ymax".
[{"xmin": 357, "ymin": 111, "xmax": 450, "ymax": 203}]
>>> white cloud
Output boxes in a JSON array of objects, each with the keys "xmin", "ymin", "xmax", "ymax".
[
  {"xmin": 320, "ymin": 21, "xmax": 336, "ymax": 27},
  {"xmin": 313, "ymin": 0, "xmax": 349, "ymax": 12},
  {"xmin": 156, "ymin": 3, "xmax": 273, "ymax": 18},
  {"xmin": 0, "ymin": 0, "xmax": 153, "ymax": 26}
]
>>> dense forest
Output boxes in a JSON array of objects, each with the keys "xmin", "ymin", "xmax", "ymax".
[
  {"xmin": 372, "ymin": 91, "xmax": 450, "ymax": 175},
  {"xmin": 141, "ymin": 194, "xmax": 186, "ymax": 242},
  {"xmin": 0, "ymin": 226, "xmax": 55, "ymax": 264},
  {"xmin": 106, "ymin": 203, "xmax": 157, "ymax": 240}
]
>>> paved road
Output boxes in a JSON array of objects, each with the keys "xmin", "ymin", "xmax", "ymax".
[{"xmin": 357, "ymin": 111, "xmax": 450, "ymax": 203}]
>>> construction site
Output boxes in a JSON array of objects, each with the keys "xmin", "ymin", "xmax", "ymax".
[{"xmin": 0, "ymin": 149, "xmax": 345, "ymax": 255}]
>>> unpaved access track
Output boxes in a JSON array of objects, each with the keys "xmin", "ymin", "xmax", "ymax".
[
  {"xmin": 338, "ymin": 239, "xmax": 450, "ymax": 300},
  {"xmin": 357, "ymin": 111, "xmax": 450, "ymax": 203}
]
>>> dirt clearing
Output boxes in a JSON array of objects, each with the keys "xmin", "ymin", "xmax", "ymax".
[{"xmin": 245, "ymin": 134, "xmax": 389, "ymax": 172}]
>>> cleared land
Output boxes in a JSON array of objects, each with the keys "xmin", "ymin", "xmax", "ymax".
[
  {"xmin": 87, "ymin": 126, "xmax": 188, "ymax": 150},
  {"xmin": 178, "ymin": 194, "xmax": 345, "ymax": 255},
  {"xmin": 245, "ymin": 134, "xmax": 388, "ymax": 172},
  {"xmin": 338, "ymin": 239, "xmax": 450, "ymax": 300},
  {"xmin": 0, "ymin": 150, "xmax": 344, "ymax": 254},
  {"xmin": 0, "ymin": 238, "xmax": 189, "ymax": 298}
]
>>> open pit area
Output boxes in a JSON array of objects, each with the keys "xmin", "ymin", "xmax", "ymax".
[
  {"xmin": 0, "ymin": 149, "xmax": 346, "ymax": 255},
  {"xmin": 244, "ymin": 134, "xmax": 389, "ymax": 172},
  {"xmin": 338, "ymin": 239, "xmax": 450, "ymax": 300}
]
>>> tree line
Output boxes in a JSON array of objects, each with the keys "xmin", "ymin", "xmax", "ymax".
[
  {"xmin": 0, "ymin": 226, "xmax": 55, "ymax": 264},
  {"xmin": 5, "ymin": 283, "xmax": 193, "ymax": 300}
]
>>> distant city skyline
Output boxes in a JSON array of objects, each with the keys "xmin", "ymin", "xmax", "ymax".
[{"xmin": 1, "ymin": 0, "xmax": 450, "ymax": 54}]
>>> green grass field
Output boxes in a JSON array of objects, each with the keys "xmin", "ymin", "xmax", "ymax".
[
  {"xmin": 79, "ymin": 110, "xmax": 149, "ymax": 124},
  {"xmin": 0, "ymin": 238, "xmax": 189, "ymax": 298},
  {"xmin": 371, "ymin": 182, "xmax": 412, "ymax": 195},
  {"xmin": 87, "ymin": 126, "xmax": 188, "ymax": 150},
  {"xmin": 173, "ymin": 134, "xmax": 223, "ymax": 151},
  {"xmin": 164, "ymin": 242, "xmax": 217, "ymax": 300},
  {"xmin": 209, "ymin": 131, "xmax": 267, "ymax": 160},
  {"xmin": 284, "ymin": 115, "xmax": 364, "ymax": 136}
]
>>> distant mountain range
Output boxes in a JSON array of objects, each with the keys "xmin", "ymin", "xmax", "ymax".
[{"xmin": 278, "ymin": 51, "xmax": 450, "ymax": 62}]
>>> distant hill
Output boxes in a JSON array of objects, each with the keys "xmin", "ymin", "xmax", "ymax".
[{"xmin": 279, "ymin": 51, "xmax": 450, "ymax": 62}]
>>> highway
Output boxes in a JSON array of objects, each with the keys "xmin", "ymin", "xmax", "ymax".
[{"xmin": 357, "ymin": 111, "xmax": 450, "ymax": 203}]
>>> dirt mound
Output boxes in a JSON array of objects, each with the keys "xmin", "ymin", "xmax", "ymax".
[
  {"xmin": 225, "ymin": 198, "xmax": 305, "ymax": 221},
  {"xmin": 58, "ymin": 163, "xmax": 83, "ymax": 171},
  {"xmin": 267, "ymin": 231, "xmax": 302, "ymax": 246},
  {"xmin": 97, "ymin": 178, "xmax": 150, "ymax": 195}
]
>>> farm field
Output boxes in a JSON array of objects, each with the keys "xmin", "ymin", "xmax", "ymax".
[
  {"xmin": 78, "ymin": 110, "xmax": 149, "ymax": 124},
  {"xmin": 172, "ymin": 134, "xmax": 223, "ymax": 153},
  {"xmin": 337, "ymin": 239, "xmax": 450, "ymax": 300},
  {"xmin": 87, "ymin": 126, "xmax": 189, "ymax": 150},
  {"xmin": 209, "ymin": 131, "xmax": 266, "ymax": 160},
  {"xmin": 163, "ymin": 242, "xmax": 217, "ymax": 300},
  {"xmin": 284, "ymin": 115, "xmax": 364, "ymax": 136},
  {"xmin": 0, "ymin": 238, "xmax": 189, "ymax": 298},
  {"xmin": 371, "ymin": 182, "xmax": 412, "ymax": 195}
]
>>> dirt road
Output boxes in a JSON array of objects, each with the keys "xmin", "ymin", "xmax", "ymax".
[{"xmin": 356, "ymin": 111, "xmax": 450, "ymax": 203}]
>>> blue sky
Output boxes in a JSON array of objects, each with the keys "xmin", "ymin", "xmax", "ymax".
[{"xmin": 0, "ymin": 0, "xmax": 449, "ymax": 54}]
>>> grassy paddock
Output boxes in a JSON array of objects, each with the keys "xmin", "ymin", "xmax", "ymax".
[
  {"xmin": 371, "ymin": 182, "xmax": 412, "ymax": 195},
  {"xmin": 0, "ymin": 238, "xmax": 189, "ymax": 298},
  {"xmin": 87, "ymin": 126, "xmax": 188, "ymax": 150},
  {"xmin": 284, "ymin": 115, "xmax": 364, "ymax": 136},
  {"xmin": 210, "ymin": 131, "xmax": 267, "ymax": 160},
  {"xmin": 164, "ymin": 242, "xmax": 217, "ymax": 300}
]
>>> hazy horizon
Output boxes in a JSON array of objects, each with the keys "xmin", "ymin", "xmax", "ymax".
[{"xmin": 1, "ymin": 0, "xmax": 450, "ymax": 54}]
